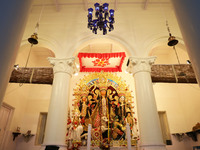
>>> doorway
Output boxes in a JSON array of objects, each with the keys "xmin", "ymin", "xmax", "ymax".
[{"xmin": 0, "ymin": 103, "xmax": 14, "ymax": 149}]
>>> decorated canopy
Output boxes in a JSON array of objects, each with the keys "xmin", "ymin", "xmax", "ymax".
[{"xmin": 78, "ymin": 52, "xmax": 126, "ymax": 72}]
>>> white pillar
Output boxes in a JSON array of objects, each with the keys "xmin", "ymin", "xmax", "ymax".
[
  {"xmin": 171, "ymin": 0, "xmax": 200, "ymax": 84},
  {"xmin": 127, "ymin": 56, "xmax": 166, "ymax": 150},
  {"xmin": 43, "ymin": 57, "xmax": 77, "ymax": 150},
  {"xmin": 0, "ymin": 0, "xmax": 33, "ymax": 105}
]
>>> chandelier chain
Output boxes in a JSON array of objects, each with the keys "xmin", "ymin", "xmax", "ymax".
[
  {"xmin": 24, "ymin": 44, "xmax": 33, "ymax": 68},
  {"xmin": 19, "ymin": 44, "xmax": 33, "ymax": 87},
  {"xmin": 173, "ymin": 46, "xmax": 180, "ymax": 64}
]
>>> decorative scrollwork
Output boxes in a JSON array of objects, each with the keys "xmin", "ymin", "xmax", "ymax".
[
  {"xmin": 48, "ymin": 57, "xmax": 77, "ymax": 77},
  {"xmin": 127, "ymin": 56, "xmax": 156, "ymax": 75}
]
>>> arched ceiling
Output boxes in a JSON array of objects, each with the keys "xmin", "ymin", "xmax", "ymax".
[{"xmin": 19, "ymin": 0, "xmax": 187, "ymax": 67}]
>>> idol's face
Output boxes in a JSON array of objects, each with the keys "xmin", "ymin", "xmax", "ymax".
[
  {"xmin": 100, "ymin": 90, "xmax": 106, "ymax": 96},
  {"xmin": 120, "ymin": 96, "xmax": 125, "ymax": 101},
  {"xmin": 82, "ymin": 96, "xmax": 87, "ymax": 101}
]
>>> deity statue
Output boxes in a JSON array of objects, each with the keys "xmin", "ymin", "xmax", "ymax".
[
  {"xmin": 125, "ymin": 112, "xmax": 134, "ymax": 129},
  {"xmin": 71, "ymin": 72, "xmax": 138, "ymax": 147},
  {"xmin": 117, "ymin": 86, "xmax": 128, "ymax": 122},
  {"xmin": 70, "ymin": 115, "xmax": 83, "ymax": 142},
  {"xmin": 88, "ymin": 94, "xmax": 95, "ymax": 114},
  {"xmin": 101, "ymin": 116, "xmax": 109, "ymax": 139},
  {"xmin": 125, "ymin": 111, "xmax": 138, "ymax": 139},
  {"xmin": 66, "ymin": 110, "xmax": 72, "ymax": 139},
  {"xmin": 93, "ymin": 88, "xmax": 100, "ymax": 103},
  {"xmin": 100, "ymin": 88, "xmax": 108, "ymax": 118},
  {"xmin": 125, "ymin": 103, "xmax": 132, "ymax": 116},
  {"xmin": 109, "ymin": 95, "xmax": 120, "ymax": 121},
  {"xmin": 79, "ymin": 94, "xmax": 89, "ymax": 118},
  {"xmin": 91, "ymin": 89, "xmax": 101, "ymax": 128},
  {"xmin": 107, "ymin": 89, "xmax": 116, "ymax": 101},
  {"xmin": 112, "ymin": 116, "xmax": 125, "ymax": 140}
]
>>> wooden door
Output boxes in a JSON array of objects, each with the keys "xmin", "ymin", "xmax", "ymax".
[{"xmin": 0, "ymin": 103, "xmax": 13, "ymax": 148}]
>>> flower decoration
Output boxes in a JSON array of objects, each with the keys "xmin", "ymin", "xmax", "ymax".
[{"xmin": 92, "ymin": 58, "xmax": 110, "ymax": 67}]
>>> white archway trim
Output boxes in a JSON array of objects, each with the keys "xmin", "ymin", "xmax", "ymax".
[
  {"xmin": 146, "ymin": 35, "xmax": 186, "ymax": 56},
  {"xmin": 20, "ymin": 33, "xmax": 63, "ymax": 57},
  {"xmin": 72, "ymin": 34, "xmax": 136, "ymax": 57}
]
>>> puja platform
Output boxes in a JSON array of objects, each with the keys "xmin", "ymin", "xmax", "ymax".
[{"xmin": 79, "ymin": 145, "xmax": 137, "ymax": 150}]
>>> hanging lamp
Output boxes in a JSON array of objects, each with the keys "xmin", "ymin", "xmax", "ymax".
[
  {"xmin": 19, "ymin": 3, "xmax": 45, "ymax": 86},
  {"xmin": 166, "ymin": 21, "xmax": 178, "ymax": 46}
]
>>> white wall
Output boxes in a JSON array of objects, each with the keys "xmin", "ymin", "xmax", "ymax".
[
  {"xmin": 154, "ymin": 83, "xmax": 200, "ymax": 133},
  {"xmin": 3, "ymin": 84, "xmax": 51, "ymax": 150},
  {"xmin": 151, "ymin": 44, "xmax": 200, "ymax": 133}
]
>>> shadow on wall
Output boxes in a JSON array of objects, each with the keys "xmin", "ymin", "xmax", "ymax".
[{"xmin": 166, "ymin": 134, "xmax": 200, "ymax": 150}]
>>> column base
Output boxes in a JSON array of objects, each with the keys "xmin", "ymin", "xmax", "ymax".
[{"xmin": 139, "ymin": 144, "xmax": 166, "ymax": 150}]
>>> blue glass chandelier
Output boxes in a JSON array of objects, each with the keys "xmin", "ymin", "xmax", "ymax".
[{"xmin": 87, "ymin": 3, "xmax": 115, "ymax": 35}]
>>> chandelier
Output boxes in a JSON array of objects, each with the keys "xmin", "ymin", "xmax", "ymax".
[{"xmin": 87, "ymin": 3, "xmax": 115, "ymax": 35}]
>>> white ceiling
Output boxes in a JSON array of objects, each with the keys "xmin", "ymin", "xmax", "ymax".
[{"xmin": 18, "ymin": 0, "xmax": 187, "ymax": 67}]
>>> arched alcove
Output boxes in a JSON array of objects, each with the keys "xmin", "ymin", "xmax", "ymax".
[
  {"xmin": 15, "ymin": 44, "xmax": 55, "ymax": 67},
  {"xmin": 72, "ymin": 38, "xmax": 132, "ymax": 72},
  {"xmin": 149, "ymin": 44, "xmax": 189, "ymax": 64},
  {"xmin": 146, "ymin": 35, "xmax": 189, "ymax": 64}
]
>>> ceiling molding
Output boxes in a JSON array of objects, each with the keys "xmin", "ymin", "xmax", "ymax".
[
  {"xmin": 83, "ymin": 0, "xmax": 88, "ymax": 11},
  {"xmin": 114, "ymin": 0, "xmax": 118, "ymax": 11},
  {"xmin": 144, "ymin": 0, "xmax": 149, "ymax": 10},
  {"xmin": 54, "ymin": 0, "xmax": 60, "ymax": 12},
  {"xmin": 32, "ymin": 1, "xmax": 170, "ymax": 8}
]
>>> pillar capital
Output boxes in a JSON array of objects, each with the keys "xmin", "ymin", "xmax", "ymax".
[
  {"xmin": 127, "ymin": 56, "xmax": 156, "ymax": 75},
  {"xmin": 48, "ymin": 57, "xmax": 78, "ymax": 77}
]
